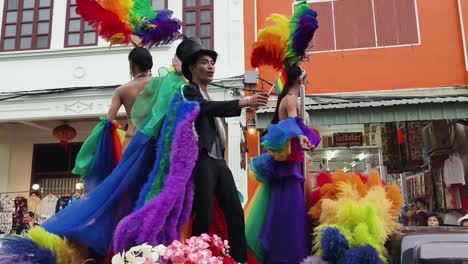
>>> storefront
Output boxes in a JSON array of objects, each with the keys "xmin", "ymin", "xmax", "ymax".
[
  {"xmin": 307, "ymin": 124, "xmax": 383, "ymax": 175},
  {"xmin": 252, "ymin": 87, "xmax": 468, "ymax": 225}
]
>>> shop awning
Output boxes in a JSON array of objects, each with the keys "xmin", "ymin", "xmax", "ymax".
[{"xmin": 255, "ymin": 87, "xmax": 468, "ymax": 128}]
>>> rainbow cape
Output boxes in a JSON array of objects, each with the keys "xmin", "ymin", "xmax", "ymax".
[{"xmin": 72, "ymin": 118, "xmax": 124, "ymax": 192}]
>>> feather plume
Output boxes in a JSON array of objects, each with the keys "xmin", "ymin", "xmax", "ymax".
[
  {"xmin": 310, "ymin": 170, "xmax": 402, "ymax": 263},
  {"xmin": 140, "ymin": 10, "xmax": 184, "ymax": 47},
  {"xmin": 0, "ymin": 236, "xmax": 57, "ymax": 264},
  {"xmin": 320, "ymin": 227, "xmax": 348, "ymax": 262},
  {"xmin": 367, "ymin": 169, "xmax": 382, "ymax": 188},
  {"xmin": 386, "ymin": 184, "xmax": 403, "ymax": 215},
  {"xmin": 335, "ymin": 198, "xmax": 363, "ymax": 228},
  {"xmin": 316, "ymin": 172, "xmax": 333, "ymax": 187},
  {"xmin": 251, "ymin": 14, "xmax": 290, "ymax": 69},
  {"xmin": 77, "ymin": 0, "xmax": 182, "ymax": 48},
  {"xmin": 76, "ymin": 0, "xmax": 132, "ymax": 45},
  {"xmin": 27, "ymin": 227, "xmax": 84, "ymax": 264},
  {"xmin": 340, "ymin": 245, "xmax": 383, "ymax": 264},
  {"xmin": 285, "ymin": 1, "xmax": 318, "ymax": 66},
  {"xmin": 98, "ymin": 0, "xmax": 132, "ymax": 25},
  {"xmin": 130, "ymin": 0, "xmax": 157, "ymax": 22}
]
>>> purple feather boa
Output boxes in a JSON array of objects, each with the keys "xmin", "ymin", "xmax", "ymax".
[{"xmin": 113, "ymin": 100, "xmax": 199, "ymax": 252}]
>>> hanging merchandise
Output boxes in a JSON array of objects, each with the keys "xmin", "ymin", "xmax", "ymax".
[
  {"xmin": 405, "ymin": 122, "xmax": 425, "ymax": 166},
  {"xmin": 0, "ymin": 194, "xmax": 15, "ymax": 214},
  {"xmin": 0, "ymin": 212, "xmax": 12, "ymax": 234},
  {"xmin": 40, "ymin": 194, "xmax": 58, "ymax": 223},
  {"xmin": 56, "ymin": 195, "xmax": 72, "ymax": 213},
  {"xmin": 28, "ymin": 193, "xmax": 42, "ymax": 216},
  {"xmin": 13, "ymin": 196, "xmax": 28, "ymax": 229},
  {"xmin": 433, "ymin": 168, "xmax": 446, "ymax": 211},
  {"xmin": 445, "ymin": 185, "xmax": 462, "ymax": 210},
  {"xmin": 443, "ymin": 153, "xmax": 465, "ymax": 186},
  {"xmin": 0, "ymin": 194, "xmax": 15, "ymax": 234}
]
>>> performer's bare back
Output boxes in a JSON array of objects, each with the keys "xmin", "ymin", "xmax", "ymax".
[{"xmin": 107, "ymin": 76, "xmax": 151, "ymax": 150}]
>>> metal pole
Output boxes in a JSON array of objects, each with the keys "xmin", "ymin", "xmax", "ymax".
[{"xmin": 300, "ymin": 79, "xmax": 309, "ymax": 201}]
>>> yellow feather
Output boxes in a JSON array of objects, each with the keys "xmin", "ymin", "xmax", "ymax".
[
  {"xmin": 367, "ymin": 169, "xmax": 382, "ymax": 188},
  {"xmin": 27, "ymin": 227, "xmax": 84, "ymax": 264},
  {"xmin": 98, "ymin": 0, "xmax": 132, "ymax": 24},
  {"xmin": 257, "ymin": 14, "xmax": 290, "ymax": 43},
  {"xmin": 336, "ymin": 181, "xmax": 360, "ymax": 201}
]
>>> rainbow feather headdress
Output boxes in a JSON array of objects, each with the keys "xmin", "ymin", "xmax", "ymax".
[
  {"xmin": 251, "ymin": 1, "xmax": 318, "ymax": 94},
  {"xmin": 76, "ymin": 0, "xmax": 183, "ymax": 47}
]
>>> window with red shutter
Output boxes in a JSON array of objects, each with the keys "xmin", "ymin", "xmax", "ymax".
[
  {"xmin": 183, "ymin": 0, "xmax": 213, "ymax": 49},
  {"xmin": 152, "ymin": 0, "xmax": 168, "ymax": 10},
  {"xmin": 64, "ymin": 0, "xmax": 97, "ymax": 48},
  {"xmin": 1, "ymin": 0, "xmax": 53, "ymax": 51},
  {"xmin": 303, "ymin": 0, "xmax": 419, "ymax": 52}
]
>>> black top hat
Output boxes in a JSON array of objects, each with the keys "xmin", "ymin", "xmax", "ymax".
[{"xmin": 176, "ymin": 37, "xmax": 218, "ymax": 80}]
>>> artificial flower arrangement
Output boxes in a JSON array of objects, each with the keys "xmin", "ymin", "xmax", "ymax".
[{"xmin": 112, "ymin": 234, "xmax": 235, "ymax": 264}]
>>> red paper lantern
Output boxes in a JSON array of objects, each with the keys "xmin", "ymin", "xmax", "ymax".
[{"xmin": 53, "ymin": 124, "xmax": 77, "ymax": 151}]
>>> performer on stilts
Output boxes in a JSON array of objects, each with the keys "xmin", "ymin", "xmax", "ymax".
[{"xmin": 244, "ymin": 2, "xmax": 320, "ymax": 263}]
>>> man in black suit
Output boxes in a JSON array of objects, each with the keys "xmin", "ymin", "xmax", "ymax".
[{"xmin": 177, "ymin": 37, "xmax": 269, "ymax": 263}]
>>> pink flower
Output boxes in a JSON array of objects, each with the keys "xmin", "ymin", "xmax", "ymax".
[
  {"xmin": 182, "ymin": 245, "xmax": 193, "ymax": 255},
  {"xmin": 164, "ymin": 247, "xmax": 174, "ymax": 259},
  {"xmin": 171, "ymin": 252, "xmax": 186, "ymax": 264},
  {"xmin": 207, "ymin": 256, "xmax": 222, "ymax": 264},
  {"xmin": 199, "ymin": 249, "xmax": 213, "ymax": 259},
  {"xmin": 172, "ymin": 240, "xmax": 184, "ymax": 248},
  {"xmin": 200, "ymin": 233, "xmax": 211, "ymax": 241},
  {"xmin": 187, "ymin": 252, "xmax": 200, "ymax": 262}
]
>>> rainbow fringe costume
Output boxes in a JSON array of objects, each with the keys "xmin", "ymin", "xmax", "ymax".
[{"xmin": 245, "ymin": 117, "xmax": 321, "ymax": 263}]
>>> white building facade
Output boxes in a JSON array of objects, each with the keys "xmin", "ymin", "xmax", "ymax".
[{"xmin": 0, "ymin": 0, "xmax": 248, "ymax": 201}]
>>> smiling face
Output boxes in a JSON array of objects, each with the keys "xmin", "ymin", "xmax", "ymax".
[{"xmin": 189, "ymin": 55, "xmax": 215, "ymax": 84}]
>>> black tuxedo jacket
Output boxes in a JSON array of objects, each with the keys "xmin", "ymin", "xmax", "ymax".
[{"xmin": 183, "ymin": 82, "xmax": 241, "ymax": 155}]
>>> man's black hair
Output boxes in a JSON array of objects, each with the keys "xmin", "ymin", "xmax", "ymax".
[{"xmin": 25, "ymin": 211, "xmax": 35, "ymax": 217}]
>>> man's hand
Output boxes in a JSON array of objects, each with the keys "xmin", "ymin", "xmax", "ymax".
[
  {"xmin": 250, "ymin": 92, "xmax": 269, "ymax": 107},
  {"xmin": 298, "ymin": 135, "xmax": 315, "ymax": 151},
  {"xmin": 240, "ymin": 92, "xmax": 269, "ymax": 108}
]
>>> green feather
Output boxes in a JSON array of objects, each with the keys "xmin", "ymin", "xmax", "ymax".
[{"xmin": 284, "ymin": 1, "xmax": 310, "ymax": 65}]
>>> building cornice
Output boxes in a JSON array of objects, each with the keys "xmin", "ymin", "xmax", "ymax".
[
  {"xmin": 0, "ymin": 88, "xmax": 123, "ymax": 122},
  {"xmin": 0, "ymin": 45, "xmax": 170, "ymax": 61}
]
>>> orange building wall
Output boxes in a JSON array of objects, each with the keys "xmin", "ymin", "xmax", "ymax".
[
  {"xmin": 242, "ymin": 0, "xmax": 468, "ymax": 200},
  {"xmin": 245, "ymin": 0, "xmax": 468, "ymax": 94}
]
